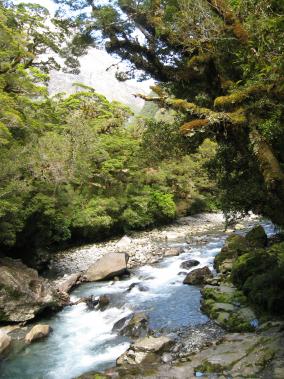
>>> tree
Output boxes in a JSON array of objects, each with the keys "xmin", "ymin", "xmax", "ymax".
[{"xmin": 57, "ymin": 0, "xmax": 284, "ymax": 224}]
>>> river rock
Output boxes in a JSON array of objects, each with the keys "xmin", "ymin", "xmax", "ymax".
[
  {"xmin": 164, "ymin": 247, "xmax": 183, "ymax": 257},
  {"xmin": 55, "ymin": 273, "xmax": 81, "ymax": 293},
  {"xmin": 113, "ymin": 312, "xmax": 149, "ymax": 338},
  {"xmin": 0, "ymin": 332, "xmax": 11, "ymax": 356},
  {"xmin": 98, "ymin": 295, "xmax": 110, "ymax": 309},
  {"xmin": 183, "ymin": 266, "xmax": 213, "ymax": 285},
  {"xmin": 84, "ymin": 253, "xmax": 129, "ymax": 282},
  {"xmin": 127, "ymin": 282, "xmax": 149, "ymax": 292},
  {"xmin": 25, "ymin": 324, "xmax": 51, "ymax": 343},
  {"xmin": 180, "ymin": 259, "xmax": 200, "ymax": 270},
  {"xmin": 117, "ymin": 336, "xmax": 173, "ymax": 366},
  {"xmin": 116, "ymin": 236, "xmax": 132, "ymax": 252},
  {"xmin": 0, "ymin": 257, "xmax": 64, "ymax": 323}
]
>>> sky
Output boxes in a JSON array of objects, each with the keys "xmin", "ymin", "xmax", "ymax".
[{"xmin": 14, "ymin": 0, "xmax": 153, "ymax": 110}]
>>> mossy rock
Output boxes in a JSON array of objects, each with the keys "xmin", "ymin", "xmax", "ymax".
[
  {"xmin": 214, "ymin": 234, "xmax": 248, "ymax": 271},
  {"xmin": 245, "ymin": 225, "xmax": 268, "ymax": 248},
  {"xmin": 231, "ymin": 243, "xmax": 284, "ymax": 316},
  {"xmin": 195, "ymin": 361, "xmax": 224, "ymax": 374}
]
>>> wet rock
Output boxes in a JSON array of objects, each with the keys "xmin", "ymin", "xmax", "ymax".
[
  {"xmin": 0, "ymin": 332, "xmax": 11, "ymax": 356},
  {"xmin": 164, "ymin": 247, "xmax": 184, "ymax": 257},
  {"xmin": 85, "ymin": 295, "xmax": 99, "ymax": 309},
  {"xmin": 84, "ymin": 295, "xmax": 110, "ymax": 310},
  {"xmin": 245, "ymin": 225, "xmax": 268, "ymax": 247},
  {"xmin": 113, "ymin": 312, "xmax": 149, "ymax": 338},
  {"xmin": 84, "ymin": 253, "xmax": 129, "ymax": 282},
  {"xmin": 180, "ymin": 259, "xmax": 200, "ymax": 270},
  {"xmin": 178, "ymin": 271, "xmax": 187, "ymax": 276},
  {"xmin": 98, "ymin": 295, "xmax": 110, "ymax": 309},
  {"xmin": 0, "ymin": 257, "xmax": 64, "ymax": 323},
  {"xmin": 117, "ymin": 336, "xmax": 173, "ymax": 366},
  {"xmin": 127, "ymin": 282, "xmax": 149, "ymax": 292},
  {"xmin": 112, "ymin": 314, "xmax": 132, "ymax": 332},
  {"xmin": 25, "ymin": 324, "xmax": 51, "ymax": 343},
  {"xmin": 183, "ymin": 266, "xmax": 213, "ymax": 285}
]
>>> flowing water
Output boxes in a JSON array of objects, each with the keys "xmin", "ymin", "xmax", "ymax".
[{"xmin": 0, "ymin": 220, "xmax": 276, "ymax": 379}]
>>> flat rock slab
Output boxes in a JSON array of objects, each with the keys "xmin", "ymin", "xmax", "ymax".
[{"xmin": 84, "ymin": 253, "xmax": 129, "ymax": 282}]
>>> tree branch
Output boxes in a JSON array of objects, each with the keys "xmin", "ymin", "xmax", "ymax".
[
  {"xmin": 134, "ymin": 92, "xmax": 247, "ymax": 132},
  {"xmin": 206, "ymin": 0, "xmax": 249, "ymax": 43}
]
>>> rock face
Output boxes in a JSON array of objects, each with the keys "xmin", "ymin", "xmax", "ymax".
[
  {"xmin": 183, "ymin": 266, "xmax": 213, "ymax": 285},
  {"xmin": 113, "ymin": 312, "xmax": 149, "ymax": 338},
  {"xmin": 25, "ymin": 324, "xmax": 51, "ymax": 343},
  {"xmin": 84, "ymin": 253, "xmax": 129, "ymax": 282},
  {"xmin": 117, "ymin": 336, "xmax": 173, "ymax": 366},
  {"xmin": 180, "ymin": 259, "xmax": 200, "ymax": 270},
  {"xmin": 0, "ymin": 332, "xmax": 11, "ymax": 356},
  {"xmin": 0, "ymin": 258, "xmax": 64, "ymax": 322}
]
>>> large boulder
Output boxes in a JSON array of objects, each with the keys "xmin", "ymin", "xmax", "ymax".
[
  {"xmin": 0, "ymin": 332, "xmax": 11, "ymax": 356},
  {"xmin": 84, "ymin": 253, "xmax": 129, "ymax": 282},
  {"xmin": 183, "ymin": 266, "xmax": 213, "ymax": 285},
  {"xmin": 0, "ymin": 257, "xmax": 64, "ymax": 323},
  {"xmin": 116, "ymin": 336, "xmax": 173, "ymax": 366},
  {"xmin": 25, "ymin": 324, "xmax": 51, "ymax": 343}
]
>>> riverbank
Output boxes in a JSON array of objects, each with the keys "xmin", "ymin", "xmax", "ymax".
[{"xmin": 47, "ymin": 212, "xmax": 259, "ymax": 277}]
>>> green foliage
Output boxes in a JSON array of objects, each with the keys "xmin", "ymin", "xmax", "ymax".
[{"xmin": 55, "ymin": 0, "xmax": 284, "ymax": 227}]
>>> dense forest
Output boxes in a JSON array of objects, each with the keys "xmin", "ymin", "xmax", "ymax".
[{"xmin": 0, "ymin": 1, "xmax": 217, "ymax": 265}]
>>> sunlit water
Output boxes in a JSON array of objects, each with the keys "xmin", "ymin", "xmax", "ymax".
[{"xmin": 0, "ymin": 220, "xmax": 275, "ymax": 379}]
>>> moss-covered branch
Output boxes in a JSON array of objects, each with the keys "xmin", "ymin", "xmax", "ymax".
[
  {"xmin": 249, "ymin": 128, "xmax": 284, "ymax": 195},
  {"xmin": 206, "ymin": 0, "xmax": 249, "ymax": 43},
  {"xmin": 214, "ymin": 85, "xmax": 270, "ymax": 109},
  {"xmin": 134, "ymin": 92, "xmax": 247, "ymax": 134}
]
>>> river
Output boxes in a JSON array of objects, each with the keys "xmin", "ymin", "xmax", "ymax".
[{"xmin": 0, "ymin": 216, "xmax": 276, "ymax": 379}]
